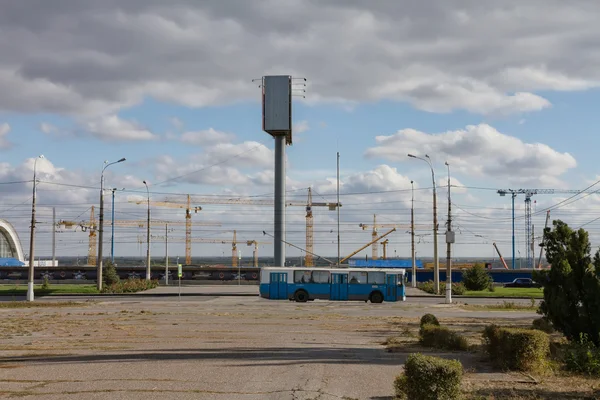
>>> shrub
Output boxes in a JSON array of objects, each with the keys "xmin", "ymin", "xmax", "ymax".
[
  {"xmin": 394, "ymin": 353, "xmax": 463, "ymax": 400},
  {"xmin": 41, "ymin": 276, "xmax": 50, "ymax": 290},
  {"xmin": 535, "ymin": 220, "xmax": 600, "ymax": 347},
  {"xmin": 451, "ymin": 282, "xmax": 466, "ymax": 295},
  {"xmin": 532, "ymin": 317, "xmax": 555, "ymax": 333},
  {"xmin": 418, "ymin": 281, "xmax": 466, "ymax": 295},
  {"xmin": 418, "ymin": 280, "xmax": 436, "ymax": 294},
  {"xmin": 420, "ymin": 324, "xmax": 469, "ymax": 351},
  {"xmin": 564, "ymin": 335, "xmax": 600, "ymax": 376},
  {"xmin": 488, "ymin": 281, "xmax": 496, "ymax": 292},
  {"xmin": 102, "ymin": 259, "xmax": 120, "ymax": 286},
  {"xmin": 102, "ymin": 278, "xmax": 158, "ymax": 294},
  {"xmin": 462, "ymin": 263, "xmax": 492, "ymax": 291},
  {"xmin": 420, "ymin": 313, "xmax": 440, "ymax": 328},
  {"xmin": 482, "ymin": 325, "xmax": 550, "ymax": 372}
]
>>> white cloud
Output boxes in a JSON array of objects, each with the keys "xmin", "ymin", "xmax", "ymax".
[
  {"xmin": 2, "ymin": 2, "xmax": 600, "ymax": 115},
  {"xmin": 0, "ymin": 123, "xmax": 11, "ymax": 149},
  {"xmin": 437, "ymin": 176, "xmax": 468, "ymax": 195},
  {"xmin": 170, "ymin": 117, "xmax": 184, "ymax": 130},
  {"xmin": 39, "ymin": 122, "xmax": 57, "ymax": 134},
  {"xmin": 365, "ymin": 124, "xmax": 577, "ymax": 186},
  {"xmin": 203, "ymin": 141, "xmax": 273, "ymax": 168},
  {"xmin": 180, "ymin": 128, "xmax": 235, "ymax": 146},
  {"xmin": 84, "ymin": 115, "xmax": 157, "ymax": 142},
  {"xmin": 293, "ymin": 120, "xmax": 309, "ymax": 134},
  {"xmin": 496, "ymin": 66, "xmax": 597, "ymax": 92}
]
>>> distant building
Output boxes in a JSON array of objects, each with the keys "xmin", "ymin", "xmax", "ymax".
[{"xmin": 0, "ymin": 219, "xmax": 24, "ymax": 261}]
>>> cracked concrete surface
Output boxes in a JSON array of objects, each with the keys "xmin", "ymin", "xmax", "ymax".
[{"xmin": 0, "ymin": 296, "xmax": 540, "ymax": 399}]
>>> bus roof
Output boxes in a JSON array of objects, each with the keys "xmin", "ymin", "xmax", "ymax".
[{"xmin": 261, "ymin": 266, "xmax": 406, "ymax": 274}]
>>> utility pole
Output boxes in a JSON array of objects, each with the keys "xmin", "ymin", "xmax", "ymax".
[
  {"xmin": 111, "ymin": 188, "xmax": 118, "ymax": 262},
  {"xmin": 445, "ymin": 162, "xmax": 454, "ymax": 304},
  {"xmin": 52, "ymin": 207, "xmax": 56, "ymax": 266},
  {"xmin": 411, "ymin": 180, "xmax": 416, "ymax": 288},
  {"xmin": 143, "ymin": 180, "xmax": 151, "ymax": 280},
  {"xmin": 27, "ymin": 155, "xmax": 44, "ymax": 302},
  {"xmin": 165, "ymin": 223, "xmax": 169, "ymax": 285},
  {"xmin": 337, "ymin": 151, "xmax": 340, "ymax": 266}
]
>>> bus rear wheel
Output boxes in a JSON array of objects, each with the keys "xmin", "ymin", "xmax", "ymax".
[
  {"xmin": 370, "ymin": 291, "xmax": 384, "ymax": 304},
  {"xmin": 294, "ymin": 290, "xmax": 309, "ymax": 303}
]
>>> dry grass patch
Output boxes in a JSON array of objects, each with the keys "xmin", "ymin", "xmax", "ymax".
[
  {"xmin": 0, "ymin": 301, "xmax": 90, "ymax": 309},
  {"xmin": 464, "ymin": 372, "xmax": 600, "ymax": 399},
  {"xmin": 461, "ymin": 300, "xmax": 538, "ymax": 312}
]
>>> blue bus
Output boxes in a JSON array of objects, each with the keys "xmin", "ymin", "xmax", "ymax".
[{"xmin": 259, "ymin": 267, "xmax": 406, "ymax": 303}]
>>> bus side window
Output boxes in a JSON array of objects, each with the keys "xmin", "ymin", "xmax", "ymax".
[
  {"xmin": 312, "ymin": 271, "xmax": 329, "ymax": 284},
  {"xmin": 349, "ymin": 272, "xmax": 366, "ymax": 284},
  {"xmin": 367, "ymin": 272, "xmax": 385, "ymax": 284}
]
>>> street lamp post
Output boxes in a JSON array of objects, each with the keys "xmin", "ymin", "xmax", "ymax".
[
  {"xmin": 27, "ymin": 155, "xmax": 44, "ymax": 302},
  {"xmin": 98, "ymin": 158, "xmax": 126, "ymax": 291},
  {"xmin": 110, "ymin": 187, "xmax": 124, "ymax": 263},
  {"xmin": 143, "ymin": 180, "xmax": 151, "ymax": 280},
  {"xmin": 408, "ymin": 153, "xmax": 439, "ymax": 294},
  {"xmin": 410, "ymin": 180, "xmax": 417, "ymax": 288},
  {"xmin": 445, "ymin": 161, "xmax": 454, "ymax": 304}
]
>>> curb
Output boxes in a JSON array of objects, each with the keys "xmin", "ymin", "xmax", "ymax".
[
  {"xmin": 1, "ymin": 292, "xmax": 259, "ymax": 298},
  {"xmin": 408, "ymin": 294, "xmax": 541, "ymax": 299}
]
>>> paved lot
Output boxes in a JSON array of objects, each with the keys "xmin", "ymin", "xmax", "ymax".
[{"xmin": 0, "ymin": 296, "xmax": 539, "ymax": 399}]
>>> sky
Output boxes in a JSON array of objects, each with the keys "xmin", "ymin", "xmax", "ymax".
[{"xmin": 2, "ymin": 0, "xmax": 600, "ymax": 265}]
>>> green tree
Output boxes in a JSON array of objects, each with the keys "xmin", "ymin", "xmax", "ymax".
[
  {"xmin": 103, "ymin": 259, "xmax": 120, "ymax": 286},
  {"xmin": 462, "ymin": 262, "xmax": 492, "ymax": 291},
  {"xmin": 535, "ymin": 220, "xmax": 600, "ymax": 347}
]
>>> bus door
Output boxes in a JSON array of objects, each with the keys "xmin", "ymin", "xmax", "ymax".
[
  {"xmin": 385, "ymin": 273, "xmax": 398, "ymax": 302},
  {"xmin": 330, "ymin": 273, "xmax": 348, "ymax": 301},
  {"xmin": 269, "ymin": 272, "xmax": 288, "ymax": 300}
]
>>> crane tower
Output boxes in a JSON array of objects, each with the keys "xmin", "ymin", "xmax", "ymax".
[{"xmin": 498, "ymin": 188, "xmax": 596, "ymax": 269}]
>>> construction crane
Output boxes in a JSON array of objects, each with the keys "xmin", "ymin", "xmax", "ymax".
[
  {"xmin": 340, "ymin": 228, "xmax": 396, "ymax": 264},
  {"xmin": 381, "ymin": 239, "xmax": 389, "ymax": 260},
  {"xmin": 145, "ymin": 232, "xmax": 270, "ymax": 267},
  {"xmin": 232, "ymin": 230, "xmax": 238, "ymax": 268},
  {"xmin": 246, "ymin": 239, "xmax": 271, "ymax": 267},
  {"xmin": 359, "ymin": 214, "xmax": 430, "ymax": 260},
  {"xmin": 57, "ymin": 206, "xmax": 97, "ymax": 266},
  {"xmin": 492, "ymin": 242, "xmax": 509, "ymax": 270},
  {"xmin": 129, "ymin": 189, "xmax": 341, "ymax": 267},
  {"xmin": 129, "ymin": 195, "xmax": 226, "ymax": 264},
  {"xmin": 497, "ymin": 188, "xmax": 595, "ymax": 269},
  {"xmin": 58, "ymin": 211, "xmax": 218, "ymax": 266}
]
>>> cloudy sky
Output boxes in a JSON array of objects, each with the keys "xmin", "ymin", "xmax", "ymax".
[{"xmin": 2, "ymin": 0, "xmax": 600, "ymax": 264}]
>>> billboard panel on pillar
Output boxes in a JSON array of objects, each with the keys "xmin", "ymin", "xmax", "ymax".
[{"xmin": 262, "ymin": 75, "xmax": 292, "ymax": 144}]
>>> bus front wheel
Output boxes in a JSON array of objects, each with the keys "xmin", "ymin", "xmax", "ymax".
[
  {"xmin": 370, "ymin": 291, "xmax": 384, "ymax": 304},
  {"xmin": 294, "ymin": 290, "xmax": 309, "ymax": 303}
]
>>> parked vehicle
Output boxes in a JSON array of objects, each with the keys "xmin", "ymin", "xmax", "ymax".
[{"xmin": 503, "ymin": 278, "xmax": 541, "ymax": 288}]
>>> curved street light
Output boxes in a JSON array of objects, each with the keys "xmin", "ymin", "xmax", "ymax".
[
  {"xmin": 97, "ymin": 157, "xmax": 126, "ymax": 291},
  {"xmin": 408, "ymin": 153, "xmax": 439, "ymax": 294},
  {"xmin": 27, "ymin": 155, "xmax": 44, "ymax": 302}
]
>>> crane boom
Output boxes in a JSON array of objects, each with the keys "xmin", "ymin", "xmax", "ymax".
[
  {"xmin": 492, "ymin": 242, "xmax": 509, "ymax": 270},
  {"xmin": 130, "ymin": 189, "xmax": 341, "ymax": 266},
  {"xmin": 359, "ymin": 214, "xmax": 430, "ymax": 259},
  {"xmin": 340, "ymin": 228, "xmax": 396, "ymax": 264}
]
